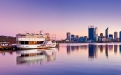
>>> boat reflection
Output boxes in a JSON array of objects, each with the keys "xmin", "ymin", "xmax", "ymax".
[{"xmin": 16, "ymin": 48, "xmax": 56, "ymax": 65}]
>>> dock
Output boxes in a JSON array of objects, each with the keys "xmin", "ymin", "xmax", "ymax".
[
  {"xmin": 0, "ymin": 43, "xmax": 59, "ymax": 50},
  {"xmin": 0, "ymin": 42, "xmax": 16, "ymax": 50}
]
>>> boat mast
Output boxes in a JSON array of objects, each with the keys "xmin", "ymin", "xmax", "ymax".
[{"xmin": 40, "ymin": 30, "xmax": 42, "ymax": 34}]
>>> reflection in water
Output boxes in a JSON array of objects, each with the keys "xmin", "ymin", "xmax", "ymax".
[
  {"xmin": 114, "ymin": 45, "xmax": 117, "ymax": 53},
  {"xmin": 67, "ymin": 45, "xmax": 70, "ymax": 54},
  {"xmin": 9, "ymin": 51, "xmax": 13, "ymax": 55},
  {"xmin": 1, "ymin": 44, "xmax": 121, "ymax": 75},
  {"xmin": 105, "ymin": 45, "xmax": 108, "ymax": 58},
  {"xmin": 80, "ymin": 45, "xmax": 88, "ymax": 49},
  {"xmin": 16, "ymin": 48, "xmax": 56, "ymax": 65},
  {"xmin": 65, "ymin": 44, "xmax": 119, "ymax": 59},
  {"xmin": 88, "ymin": 44, "xmax": 97, "ymax": 58},
  {"xmin": 75, "ymin": 46, "xmax": 79, "ymax": 51},
  {"xmin": 100, "ymin": 45, "xmax": 103, "ymax": 53},
  {"xmin": 66, "ymin": 45, "xmax": 81, "ymax": 54},
  {"xmin": 108, "ymin": 45, "xmax": 113, "ymax": 50},
  {"xmin": 0, "ymin": 51, "xmax": 14, "ymax": 56},
  {"xmin": 120, "ymin": 45, "xmax": 121, "ymax": 53},
  {"xmin": 2, "ymin": 52, "xmax": 5, "ymax": 55},
  {"xmin": 71, "ymin": 46, "xmax": 75, "ymax": 51}
]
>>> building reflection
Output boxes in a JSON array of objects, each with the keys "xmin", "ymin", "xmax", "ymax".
[
  {"xmin": 99, "ymin": 45, "xmax": 103, "ymax": 53},
  {"xmin": 16, "ymin": 48, "xmax": 56, "ymax": 65},
  {"xmin": 75, "ymin": 46, "xmax": 79, "ymax": 50},
  {"xmin": 67, "ymin": 45, "xmax": 71, "ymax": 54},
  {"xmin": 119, "ymin": 45, "xmax": 121, "ymax": 53},
  {"xmin": 66, "ymin": 45, "xmax": 98, "ymax": 56},
  {"xmin": 108, "ymin": 45, "xmax": 113, "ymax": 50},
  {"xmin": 114, "ymin": 45, "xmax": 117, "ymax": 53},
  {"xmin": 71, "ymin": 46, "xmax": 75, "ymax": 51},
  {"xmin": 105, "ymin": 45, "xmax": 108, "ymax": 58},
  {"xmin": 80, "ymin": 45, "xmax": 88, "ymax": 50},
  {"xmin": 88, "ymin": 44, "xmax": 97, "ymax": 58},
  {"xmin": 66, "ymin": 45, "xmax": 86, "ymax": 54}
]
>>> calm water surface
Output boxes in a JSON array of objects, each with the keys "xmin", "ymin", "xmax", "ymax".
[{"xmin": 0, "ymin": 43, "xmax": 121, "ymax": 75}]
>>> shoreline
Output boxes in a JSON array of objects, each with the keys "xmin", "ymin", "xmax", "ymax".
[
  {"xmin": 58, "ymin": 42, "xmax": 121, "ymax": 45},
  {"xmin": 58, "ymin": 42, "xmax": 121, "ymax": 43}
]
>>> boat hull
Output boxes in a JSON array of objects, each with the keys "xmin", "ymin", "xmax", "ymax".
[{"xmin": 16, "ymin": 44, "xmax": 57, "ymax": 50}]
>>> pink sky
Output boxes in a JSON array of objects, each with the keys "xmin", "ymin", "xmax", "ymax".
[{"xmin": 0, "ymin": 0, "xmax": 121, "ymax": 40}]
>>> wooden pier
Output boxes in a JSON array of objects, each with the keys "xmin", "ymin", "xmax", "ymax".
[
  {"xmin": 0, "ymin": 42, "xmax": 16, "ymax": 50},
  {"xmin": 0, "ymin": 42, "xmax": 59, "ymax": 50}
]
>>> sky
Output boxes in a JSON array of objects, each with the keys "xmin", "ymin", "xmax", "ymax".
[{"xmin": 0, "ymin": 0, "xmax": 121, "ymax": 40}]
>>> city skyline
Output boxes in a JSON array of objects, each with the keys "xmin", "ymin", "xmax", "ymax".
[{"xmin": 0, "ymin": 0, "xmax": 121, "ymax": 40}]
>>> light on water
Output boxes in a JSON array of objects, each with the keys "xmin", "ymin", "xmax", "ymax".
[{"xmin": 0, "ymin": 44, "xmax": 121, "ymax": 75}]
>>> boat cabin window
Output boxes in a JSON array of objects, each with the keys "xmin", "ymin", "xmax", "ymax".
[
  {"xmin": 21, "ymin": 52, "xmax": 44, "ymax": 57},
  {"xmin": 20, "ymin": 41, "xmax": 24, "ymax": 44},
  {"xmin": 19, "ymin": 41, "xmax": 44, "ymax": 45},
  {"xmin": 25, "ymin": 41, "xmax": 28, "ymax": 44},
  {"xmin": 37, "ymin": 41, "xmax": 44, "ymax": 44}
]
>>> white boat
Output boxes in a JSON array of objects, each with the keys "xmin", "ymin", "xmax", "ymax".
[{"xmin": 16, "ymin": 31, "xmax": 57, "ymax": 49}]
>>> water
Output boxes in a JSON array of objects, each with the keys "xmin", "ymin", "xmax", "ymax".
[{"xmin": 0, "ymin": 43, "xmax": 121, "ymax": 75}]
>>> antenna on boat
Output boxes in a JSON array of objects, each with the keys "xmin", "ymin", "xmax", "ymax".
[
  {"xmin": 25, "ymin": 31, "xmax": 27, "ymax": 34},
  {"xmin": 40, "ymin": 30, "xmax": 43, "ymax": 34}
]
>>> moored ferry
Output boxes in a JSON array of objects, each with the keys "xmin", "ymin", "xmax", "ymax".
[{"xmin": 16, "ymin": 31, "xmax": 57, "ymax": 49}]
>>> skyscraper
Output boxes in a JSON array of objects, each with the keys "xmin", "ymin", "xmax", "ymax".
[
  {"xmin": 100, "ymin": 33, "xmax": 103, "ymax": 37},
  {"xmin": 105, "ymin": 27, "xmax": 108, "ymax": 39},
  {"xmin": 100, "ymin": 33, "xmax": 103, "ymax": 41},
  {"xmin": 66, "ymin": 32, "xmax": 71, "ymax": 41},
  {"xmin": 114, "ymin": 31, "xmax": 118, "ymax": 40},
  {"xmin": 88, "ymin": 26, "xmax": 95, "ymax": 41},
  {"xmin": 109, "ymin": 34, "xmax": 113, "ymax": 41},
  {"xmin": 71, "ymin": 34, "xmax": 75, "ymax": 41},
  {"xmin": 119, "ymin": 31, "xmax": 121, "ymax": 41},
  {"xmin": 95, "ymin": 27, "xmax": 98, "ymax": 41},
  {"xmin": 75, "ymin": 35, "xmax": 79, "ymax": 41}
]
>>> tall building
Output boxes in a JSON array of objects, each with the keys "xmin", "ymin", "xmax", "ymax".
[
  {"xmin": 100, "ymin": 33, "xmax": 103, "ymax": 38},
  {"xmin": 79, "ymin": 36, "xmax": 84, "ymax": 42},
  {"xmin": 66, "ymin": 32, "xmax": 71, "ymax": 41},
  {"xmin": 105, "ymin": 27, "xmax": 108, "ymax": 39},
  {"xmin": 109, "ymin": 34, "xmax": 113, "ymax": 41},
  {"xmin": 84, "ymin": 36, "xmax": 88, "ymax": 42},
  {"xmin": 119, "ymin": 31, "xmax": 121, "ymax": 41},
  {"xmin": 88, "ymin": 26, "xmax": 95, "ymax": 41},
  {"xmin": 100, "ymin": 33, "xmax": 103, "ymax": 41},
  {"xmin": 114, "ymin": 31, "xmax": 118, "ymax": 40},
  {"xmin": 75, "ymin": 35, "xmax": 79, "ymax": 41},
  {"xmin": 71, "ymin": 34, "xmax": 75, "ymax": 41},
  {"xmin": 95, "ymin": 27, "xmax": 98, "ymax": 41}
]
